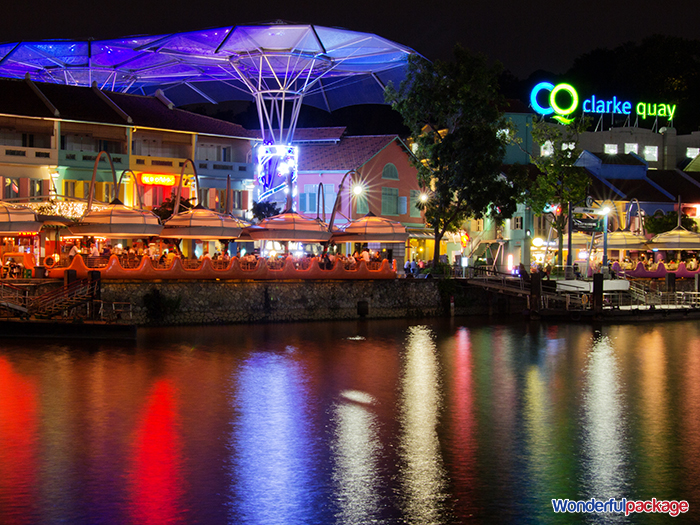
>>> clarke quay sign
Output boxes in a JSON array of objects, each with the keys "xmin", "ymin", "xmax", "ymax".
[{"xmin": 530, "ymin": 82, "xmax": 677, "ymax": 124}]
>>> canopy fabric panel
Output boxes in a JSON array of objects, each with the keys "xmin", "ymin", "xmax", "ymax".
[
  {"xmin": 332, "ymin": 212, "xmax": 408, "ymax": 242},
  {"xmin": 0, "ymin": 24, "xmax": 417, "ymax": 111},
  {"xmin": 68, "ymin": 200, "xmax": 163, "ymax": 237},
  {"xmin": 647, "ymin": 227, "xmax": 700, "ymax": 250},
  {"xmin": 0, "ymin": 202, "xmax": 42, "ymax": 234},
  {"xmin": 245, "ymin": 211, "xmax": 332, "ymax": 242},
  {"xmin": 160, "ymin": 205, "xmax": 248, "ymax": 239}
]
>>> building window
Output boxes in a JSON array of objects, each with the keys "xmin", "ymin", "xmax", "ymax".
[
  {"xmin": 30, "ymin": 179, "xmax": 43, "ymax": 198},
  {"xmin": 540, "ymin": 141, "xmax": 554, "ymax": 157},
  {"xmin": 625, "ymin": 143, "xmax": 638, "ymax": 154},
  {"xmin": 64, "ymin": 180, "xmax": 76, "ymax": 198},
  {"xmin": 198, "ymin": 188, "xmax": 209, "ymax": 208},
  {"xmin": 382, "ymin": 163, "xmax": 399, "ymax": 180},
  {"xmin": 381, "ymin": 187, "xmax": 399, "ymax": 216},
  {"xmin": 356, "ymin": 195, "xmax": 369, "ymax": 215},
  {"xmin": 409, "ymin": 190, "xmax": 422, "ymax": 218},
  {"xmin": 604, "ymin": 144, "xmax": 618, "ymax": 154},
  {"xmin": 4, "ymin": 178, "xmax": 19, "ymax": 199},
  {"xmin": 644, "ymin": 146, "xmax": 659, "ymax": 162},
  {"xmin": 399, "ymin": 196, "xmax": 407, "ymax": 215},
  {"xmin": 475, "ymin": 219, "xmax": 484, "ymax": 232},
  {"xmin": 104, "ymin": 183, "xmax": 114, "ymax": 202},
  {"xmin": 513, "ymin": 216, "xmax": 523, "ymax": 230},
  {"xmin": 687, "ymin": 147, "xmax": 700, "ymax": 159}
]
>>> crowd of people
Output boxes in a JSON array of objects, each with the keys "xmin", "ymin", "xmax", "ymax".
[{"xmin": 56, "ymin": 241, "xmax": 389, "ymax": 272}]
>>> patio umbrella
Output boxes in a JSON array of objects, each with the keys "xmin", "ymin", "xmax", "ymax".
[
  {"xmin": 244, "ymin": 211, "xmax": 332, "ymax": 242},
  {"xmin": 160, "ymin": 205, "xmax": 248, "ymax": 239},
  {"xmin": 647, "ymin": 227, "xmax": 700, "ymax": 251},
  {"xmin": 602, "ymin": 230, "xmax": 649, "ymax": 251},
  {"xmin": 331, "ymin": 212, "xmax": 408, "ymax": 243},
  {"xmin": 0, "ymin": 201, "xmax": 43, "ymax": 234},
  {"xmin": 68, "ymin": 199, "xmax": 163, "ymax": 238}
]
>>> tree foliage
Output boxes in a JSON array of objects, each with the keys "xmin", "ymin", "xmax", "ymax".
[
  {"xmin": 251, "ymin": 200, "xmax": 281, "ymax": 222},
  {"xmin": 151, "ymin": 193, "xmax": 194, "ymax": 222},
  {"xmin": 644, "ymin": 211, "xmax": 697, "ymax": 234},
  {"xmin": 516, "ymin": 116, "xmax": 591, "ymax": 265},
  {"xmin": 385, "ymin": 45, "xmax": 520, "ymax": 266}
]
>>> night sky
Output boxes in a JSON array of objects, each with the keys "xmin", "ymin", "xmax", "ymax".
[{"xmin": 2, "ymin": 0, "xmax": 698, "ymax": 78}]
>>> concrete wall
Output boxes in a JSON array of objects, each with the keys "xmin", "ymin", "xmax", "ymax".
[{"xmin": 101, "ymin": 279, "xmax": 444, "ymax": 326}]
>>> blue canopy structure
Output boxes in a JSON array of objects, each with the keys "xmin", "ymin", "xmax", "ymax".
[{"xmin": 0, "ymin": 22, "xmax": 418, "ymax": 143}]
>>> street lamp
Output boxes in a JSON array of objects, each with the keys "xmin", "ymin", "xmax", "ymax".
[
  {"xmin": 600, "ymin": 206, "xmax": 610, "ymax": 268},
  {"xmin": 327, "ymin": 169, "xmax": 357, "ymax": 233}
]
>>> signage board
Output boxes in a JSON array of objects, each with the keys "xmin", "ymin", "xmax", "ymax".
[
  {"xmin": 141, "ymin": 173, "xmax": 176, "ymax": 186},
  {"xmin": 531, "ymin": 82, "xmax": 677, "ymax": 124},
  {"xmin": 572, "ymin": 217, "xmax": 602, "ymax": 232}
]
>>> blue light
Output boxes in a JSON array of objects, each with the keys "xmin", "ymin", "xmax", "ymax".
[{"xmin": 530, "ymin": 82, "xmax": 555, "ymax": 116}]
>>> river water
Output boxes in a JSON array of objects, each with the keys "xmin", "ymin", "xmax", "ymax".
[{"xmin": 0, "ymin": 318, "xmax": 699, "ymax": 524}]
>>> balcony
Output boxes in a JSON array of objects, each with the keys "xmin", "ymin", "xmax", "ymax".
[
  {"xmin": 60, "ymin": 150, "xmax": 128, "ymax": 170},
  {"xmin": 0, "ymin": 146, "xmax": 57, "ymax": 165},
  {"xmin": 195, "ymin": 159, "xmax": 254, "ymax": 185}
]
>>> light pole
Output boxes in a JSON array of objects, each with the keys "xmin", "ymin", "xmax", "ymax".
[
  {"xmin": 600, "ymin": 206, "xmax": 610, "ymax": 269},
  {"xmin": 327, "ymin": 169, "xmax": 357, "ymax": 233}
]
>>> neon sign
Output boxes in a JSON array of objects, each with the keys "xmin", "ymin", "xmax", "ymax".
[
  {"xmin": 141, "ymin": 174, "xmax": 176, "ymax": 186},
  {"xmin": 531, "ymin": 82, "xmax": 677, "ymax": 122}
]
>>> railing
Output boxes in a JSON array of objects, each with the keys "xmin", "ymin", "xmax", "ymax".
[
  {"xmin": 30, "ymin": 279, "xmax": 99, "ymax": 318},
  {"xmin": 0, "ymin": 282, "xmax": 31, "ymax": 313}
]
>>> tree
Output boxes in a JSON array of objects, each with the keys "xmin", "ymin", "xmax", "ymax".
[
  {"xmin": 151, "ymin": 193, "xmax": 194, "ymax": 222},
  {"xmin": 251, "ymin": 200, "xmax": 281, "ymax": 222},
  {"xmin": 385, "ymin": 46, "xmax": 520, "ymax": 268},
  {"xmin": 517, "ymin": 116, "xmax": 591, "ymax": 266},
  {"xmin": 645, "ymin": 211, "xmax": 697, "ymax": 234}
]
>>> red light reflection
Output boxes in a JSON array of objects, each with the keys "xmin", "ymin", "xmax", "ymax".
[
  {"xmin": 129, "ymin": 380, "xmax": 184, "ymax": 525},
  {"xmin": 0, "ymin": 357, "xmax": 38, "ymax": 525}
]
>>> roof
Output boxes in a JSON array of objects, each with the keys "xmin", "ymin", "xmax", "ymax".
[
  {"xmin": 298, "ymin": 135, "xmax": 400, "ymax": 171},
  {"xmin": 0, "ymin": 24, "xmax": 417, "ymax": 110},
  {"xmin": 648, "ymin": 170, "xmax": 700, "ymax": 201},
  {"xmin": 585, "ymin": 152, "xmax": 647, "ymax": 166},
  {"xmin": 602, "ymin": 177, "xmax": 674, "ymax": 202},
  {"xmin": 0, "ymin": 77, "xmax": 255, "ymax": 139},
  {"xmin": 291, "ymin": 127, "xmax": 347, "ymax": 143}
]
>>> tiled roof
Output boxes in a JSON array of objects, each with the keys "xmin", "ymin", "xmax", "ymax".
[
  {"xmin": 587, "ymin": 175, "xmax": 626, "ymax": 202},
  {"xmin": 648, "ymin": 170, "xmax": 700, "ymax": 201},
  {"xmin": 298, "ymin": 135, "xmax": 400, "ymax": 171},
  {"xmin": 586, "ymin": 152, "xmax": 647, "ymax": 166},
  {"xmin": 0, "ymin": 78, "xmax": 257, "ymax": 139},
  {"xmin": 107, "ymin": 91, "xmax": 256, "ymax": 138},
  {"xmin": 0, "ymin": 78, "xmax": 56, "ymax": 118},
  {"xmin": 291, "ymin": 127, "xmax": 346, "ymax": 142},
  {"xmin": 603, "ymin": 177, "xmax": 674, "ymax": 202}
]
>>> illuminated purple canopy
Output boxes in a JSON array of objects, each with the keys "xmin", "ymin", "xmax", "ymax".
[{"xmin": 0, "ymin": 23, "xmax": 417, "ymax": 143}]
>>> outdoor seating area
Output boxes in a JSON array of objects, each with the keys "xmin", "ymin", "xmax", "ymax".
[{"xmin": 43, "ymin": 252, "xmax": 398, "ymax": 280}]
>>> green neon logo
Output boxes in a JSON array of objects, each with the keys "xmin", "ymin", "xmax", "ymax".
[{"xmin": 530, "ymin": 82, "xmax": 579, "ymax": 124}]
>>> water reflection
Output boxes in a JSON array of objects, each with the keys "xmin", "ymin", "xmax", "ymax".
[
  {"xmin": 581, "ymin": 334, "xmax": 630, "ymax": 501},
  {"xmin": 331, "ymin": 390, "xmax": 381, "ymax": 524},
  {"xmin": 399, "ymin": 325, "xmax": 447, "ymax": 523},
  {"xmin": 129, "ymin": 379, "xmax": 184, "ymax": 525},
  {"xmin": 0, "ymin": 319, "xmax": 698, "ymax": 523},
  {"xmin": 228, "ymin": 352, "xmax": 320, "ymax": 524},
  {"xmin": 0, "ymin": 357, "xmax": 39, "ymax": 525}
]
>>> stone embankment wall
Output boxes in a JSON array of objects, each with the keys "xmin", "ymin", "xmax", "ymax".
[{"xmin": 101, "ymin": 279, "xmax": 445, "ymax": 326}]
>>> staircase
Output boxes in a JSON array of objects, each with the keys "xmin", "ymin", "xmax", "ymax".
[
  {"xmin": 0, "ymin": 282, "xmax": 30, "ymax": 315},
  {"xmin": 29, "ymin": 279, "xmax": 99, "ymax": 319}
]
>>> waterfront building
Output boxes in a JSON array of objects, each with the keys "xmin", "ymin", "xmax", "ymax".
[
  {"xmin": 293, "ymin": 127, "xmax": 426, "ymax": 267},
  {"xmin": 0, "ymin": 77, "xmax": 257, "ymax": 261}
]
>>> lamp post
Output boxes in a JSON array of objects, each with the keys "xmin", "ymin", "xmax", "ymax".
[
  {"xmin": 600, "ymin": 206, "xmax": 610, "ymax": 269},
  {"xmin": 327, "ymin": 169, "xmax": 357, "ymax": 233}
]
